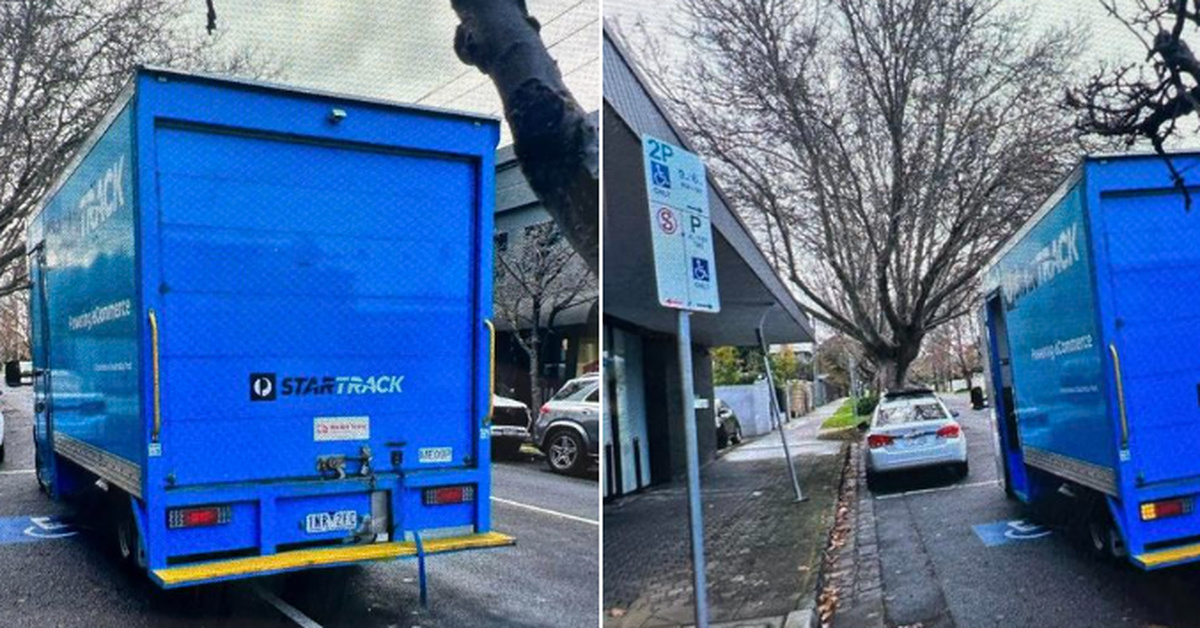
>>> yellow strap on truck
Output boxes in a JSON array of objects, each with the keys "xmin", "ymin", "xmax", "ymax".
[{"xmin": 152, "ymin": 531, "xmax": 515, "ymax": 587}]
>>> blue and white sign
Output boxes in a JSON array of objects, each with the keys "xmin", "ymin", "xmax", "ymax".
[{"xmin": 642, "ymin": 135, "xmax": 720, "ymax": 312}]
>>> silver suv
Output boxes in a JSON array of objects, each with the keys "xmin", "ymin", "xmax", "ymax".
[{"xmin": 532, "ymin": 373, "xmax": 600, "ymax": 475}]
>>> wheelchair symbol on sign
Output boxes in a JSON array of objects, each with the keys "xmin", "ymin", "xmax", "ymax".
[
  {"xmin": 1003, "ymin": 519, "xmax": 1050, "ymax": 541},
  {"xmin": 651, "ymin": 162, "xmax": 672, "ymax": 189},
  {"xmin": 692, "ymin": 257, "xmax": 711, "ymax": 282}
]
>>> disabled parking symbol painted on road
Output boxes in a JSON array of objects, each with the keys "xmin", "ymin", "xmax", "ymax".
[
  {"xmin": 0, "ymin": 515, "xmax": 78, "ymax": 545},
  {"xmin": 972, "ymin": 519, "xmax": 1051, "ymax": 547}
]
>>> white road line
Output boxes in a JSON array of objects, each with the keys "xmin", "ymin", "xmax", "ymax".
[
  {"xmin": 0, "ymin": 469, "xmax": 35, "ymax": 475},
  {"xmin": 491, "ymin": 496, "xmax": 599, "ymax": 526},
  {"xmin": 254, "ymin": 586, "xmax": 324, "ymax": 628},
  {"xmin": 874, "ymin": 479, "xmax": 999, "ymax": 501}
]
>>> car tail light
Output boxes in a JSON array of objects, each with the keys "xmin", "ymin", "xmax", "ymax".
[
  {"xmin": 1141, "ymin": 497, "xmax": 1195, "ymax": 521},
  {"xmin": 168, "ymin": 505, "xmax": 232, "ymax": 529},
  {"xmin": 540, "ymin": 404, "xmax": 550, "ymax": 416},
  {"xmin": 867, "ymin": 434, "xmax": 894, "ymax": 449},
  {"xmin": 423, "ymin": 485, "xmax": 476, "ymax": 506},
  {"xmin": 936, "ymin": 424, "xmax": 962, "ymax": 439}
]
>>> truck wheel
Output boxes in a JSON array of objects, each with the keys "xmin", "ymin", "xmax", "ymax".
[
  {"xmin": 114, "ymin": 497, "xmax": 144, "ymax": 572},
  {"xmin": 546, "ymin": 430, "xmax": 586, "ymax": 475}
]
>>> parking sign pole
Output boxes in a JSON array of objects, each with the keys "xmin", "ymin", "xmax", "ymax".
[{"xmin": 677, "ymin": 310, "xmax": 710, "ymax": 628}]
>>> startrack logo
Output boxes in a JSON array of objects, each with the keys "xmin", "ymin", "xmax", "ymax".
[{"xmin": 250, "ymin": 373, "xmax": 404, "ymax": 402}]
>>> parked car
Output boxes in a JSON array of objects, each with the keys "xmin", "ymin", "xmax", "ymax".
[
  {"xmin": 491, "ymin": 395, "xmax": 533, "ymax": 460},
  {"xmin": 715, "ymin": 398, "xmax": 743, "ymax": 449},
  {"xmin": 532, "ymin": 373, "xmax": 600, "ymax": 475},
  {"xmin": 864, "ymin": 394, "xmax": 966, "ymax": 490}
]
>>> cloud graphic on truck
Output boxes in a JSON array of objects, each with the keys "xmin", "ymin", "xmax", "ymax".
[{"xmin": 251, "ymin": 373, "xmax": 405, "ymax": 401}]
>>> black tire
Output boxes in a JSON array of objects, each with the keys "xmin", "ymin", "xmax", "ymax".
[
  {"xmin": 0, "ymin": 442, "xmax": 5, "ymax": 464},
  {"xmin": 492, "ymin": 440, "xmax": 523, "ymax": 461},
  {"xmin": 113, "ymin": 494, "xmax": 144, "ymax": 573},
  {"xmin": 545, "ymin": 429, "xmax": 587, "ymax": 475},
  {"xmin": 865, "ymin": 470, "xmax": 879, "ymax": 492},
  {"xmin": 953, "ymin": 461, "xmax": 969, "ymax": 480}
]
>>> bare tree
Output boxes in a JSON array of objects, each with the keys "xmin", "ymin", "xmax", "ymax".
[
  {"xmin": 633, "ymin": 0, "xmax": 1083, "ymax": 387},
  {"xmin": 1067, "ymin": 0, "xmax": 1200, "ymax": 204},
  {"xmin": 0, "ymin": 0, "xmax": 268, "ymax": 298},
  {"xmin": 449, "ymin": 0, "xmax": 599, "ymax": 275},
  {"xmin": 494, "ymin": 221, "xmax": 595, "ymax": 410}
]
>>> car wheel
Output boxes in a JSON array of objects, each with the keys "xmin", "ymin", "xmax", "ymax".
[
  {"xmin": 0, "ymin": 442, "xmax": 5, "ymax": 464},
  {"xmin": 546, "ymin": 430, "xmax": 586, "ymax": 475},
  {"xmin": 865, "ymin": 470, "xmax": 879, "ymax": 492}
]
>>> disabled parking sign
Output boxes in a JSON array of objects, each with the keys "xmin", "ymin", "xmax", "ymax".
[{"xmin": 642, "ymin": 135, "xmax": 720, "ymax": 313}]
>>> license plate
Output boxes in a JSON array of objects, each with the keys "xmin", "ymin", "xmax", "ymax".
[{"xmin": 305, "ymin": 510, "xmax": 359, "ymax": 534}]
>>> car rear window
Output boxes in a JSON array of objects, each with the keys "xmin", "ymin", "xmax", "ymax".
[
  {"xmin": 876, "ymin": 402, "xmax": 949, "ymax": 426},
  {"xmin": 552, "ymin": 379, "xmax": 595, "ymax": 402}
]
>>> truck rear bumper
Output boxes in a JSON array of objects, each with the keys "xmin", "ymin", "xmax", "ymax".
[{"xmin": 150, "ymin": 530, "xmax": 515, "ymax": 588}]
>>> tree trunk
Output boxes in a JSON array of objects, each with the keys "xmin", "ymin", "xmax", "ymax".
[
  {"xmin": 528, "ymin": 330, "xmax": 543, "ymax": 411},
  {"xmin": 871, "ymin": 338, "xmax": 923, "ymax": 392},
  {"xmin": 450, "ymin": 0, "xmax": 599, "ymax": 275}
]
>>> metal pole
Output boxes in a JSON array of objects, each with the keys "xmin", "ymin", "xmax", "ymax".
[
  {"xmin": 811, "ymin": 317, "xmax": 821, "ymax": 406},
  {"xmin": 676, "ymin": 311, "xmax": 709, "ymax": 628},
  {"xmin": 757, "ymin": 318, "xmax": 805, "ymax": 503}
]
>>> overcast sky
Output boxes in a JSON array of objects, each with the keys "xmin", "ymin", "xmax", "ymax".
[
  {"xmin": 182, "ymin": 1, "xmax": 599, "ymax": 145},
  {"xmin": 604, "ymin": 0, "xmax": 1151, "ymax": 78}
]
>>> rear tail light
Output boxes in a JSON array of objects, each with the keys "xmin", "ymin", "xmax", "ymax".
[
  {"xmin": 168, "ymin": 505, "xmax": 232, "ymax": 529},
  {"xmin": 540, "ymin": 404, "xmax": 550, "ymax": 416},
  {"xmin": 936, "ymin": 424, "xmax": 962, "ymax": 439},
  {"xmin": 1141, "ymin": 497, "xmax": 1195, "ymax": 521},
  {"xmin": 423, "ymin": 485, "xmax": 476, "ymax": 506},
  {"xmin": 867, "ymin": 434, "xmax": 894, "ymax": 449}
]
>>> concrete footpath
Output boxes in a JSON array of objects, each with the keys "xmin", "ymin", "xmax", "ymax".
[{"xmin": 603, "ymin": 399, "xmax": 849, "ymax": 628}]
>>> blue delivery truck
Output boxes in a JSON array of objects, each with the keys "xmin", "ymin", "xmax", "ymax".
[
  {"xmin": 980, "ymin": 150, "xmax": 1200, "ymax": 569},
  {"xmin": 16, "ymin": 67, "xmax": 513, "ymax": 587}
]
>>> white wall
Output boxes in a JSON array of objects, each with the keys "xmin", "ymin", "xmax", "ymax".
[{"xmin": 715, "ymin": 380, "xmax": 774, "ymax": 437}]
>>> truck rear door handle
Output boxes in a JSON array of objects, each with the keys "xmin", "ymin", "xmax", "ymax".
[
  {"xmin": 1109, "ymin": 343, "xmax": 1129, "ymax": 451},
  {"xmin": 484, "ymin": 319, "xmax": 495, "ymax": 424},
  {"xmin": 149, "ymin": 308, "xmax": 162, "ymax": 443}
]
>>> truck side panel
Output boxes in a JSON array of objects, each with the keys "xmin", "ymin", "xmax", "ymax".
[
  {"xmin": 984, "ymin": 179, "xmax": 1115, "ymax": 493},
  {"xmin": 32, "ymin": 99, "xmax": 143, "ymax": 497}
]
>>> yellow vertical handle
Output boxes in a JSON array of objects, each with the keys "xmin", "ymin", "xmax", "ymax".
[
  {"xmin": 149, "ymin": 309, "xmax": 161, "ymax": 443},
  {"xmin": 1109, "ymin": 343, "xmax": 1129, "ymax": 450},
  {"xmin": 484, "ymin": 319, "xmax": 495, "ymax": 424}
]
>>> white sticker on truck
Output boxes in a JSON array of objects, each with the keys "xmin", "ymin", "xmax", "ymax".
[
  {"xmin": 419, "ymin": 447, "xmax": 453, "ymax": 464},
  {"xmin": 313, "ymin": 416, "xmax": 370, "ymax": 442}
]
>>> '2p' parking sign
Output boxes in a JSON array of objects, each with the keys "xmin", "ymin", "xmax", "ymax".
[{"xmin": 642, "ymin": 135, "xmax": 720, "ymax": 313}]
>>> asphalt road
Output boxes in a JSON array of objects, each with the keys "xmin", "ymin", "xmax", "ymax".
[
  {"xmin": 868, "ymin": 393, "xmax": 1200, "ymax": 628},
  {"xmin": 0, "ymin": 385, "xmax": 598, "ymax": 628}
]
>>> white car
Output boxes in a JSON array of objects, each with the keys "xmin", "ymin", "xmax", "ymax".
[{"xmin": 864, "ymin": 393, "xmax": 966, "ymax": 488}]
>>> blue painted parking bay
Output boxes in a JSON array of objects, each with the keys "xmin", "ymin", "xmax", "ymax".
[
  {"xmin": 0, "ymin": 516, "xmax": 78, "ymax": 545},
  {"xmin": 972, "ymin": 519, "xmax": 1052, "ymax": 547}
]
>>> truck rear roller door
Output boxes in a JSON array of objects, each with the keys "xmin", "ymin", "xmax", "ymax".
[
  {"xmin": 1103, "ymin": 190, "xmax": 1200, "ymax": 485},
  {"xmin": 152, "ymin": 124, "xmax": 481, "ymax": 486}
]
